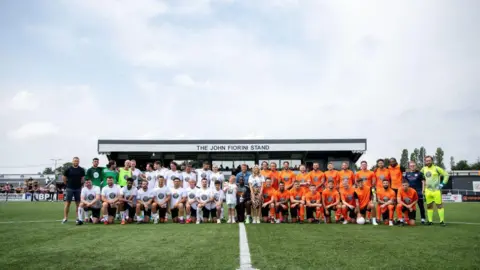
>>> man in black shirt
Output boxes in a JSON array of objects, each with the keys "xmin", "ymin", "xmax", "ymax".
[{"xmin": 62, "ymin": 157, "xmax": 85, "ymax": 224}]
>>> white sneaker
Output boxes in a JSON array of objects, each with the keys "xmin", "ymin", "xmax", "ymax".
[
  {"xmin": 196, "ymin": 220, "xmax": 200, "ymax": 224},
  {"xmin": 342, "ymin": 220, "xmax": 348, "ymax": 225},
  {"xmin": 276, "ymin": 219, "xmax": 281, "ymax": 224},
  {"xmin": 217, "ymin": 219, "xmax": 221, "ymax": 224},
  {"xmin": 232, "ymin": 219, "xmax": 236, "ymax": 224},
  {"xmin": 154, "ymin": 218, "xmax": 159, "ymax": 224},
  {"xmin": 372, "ymin": 220, "xmax": 378, "ymax": 226},
  {"xmin": 227, "ymin": 219, "xmax": 232, "ymax": 224},
  {"xmin": 389, "ymin": 220, "xmax": 393, "ymax": 226}
]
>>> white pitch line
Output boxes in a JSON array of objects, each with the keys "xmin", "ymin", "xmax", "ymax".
[{"xmin": 237, "ymin": 223, "xmax": 257, "ymax": 270}]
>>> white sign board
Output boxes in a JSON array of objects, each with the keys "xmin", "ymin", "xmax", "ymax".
[
  {"xmin": 472, "ymin": 181, "xmax": 480, "ymax": 192},
  {"xmin": 442, "ymin": 194, "xmax": 463, "ymax": 203},
  {"xmin": 99, "ymin": 142, "xmax": 366, "ymax": 153}
]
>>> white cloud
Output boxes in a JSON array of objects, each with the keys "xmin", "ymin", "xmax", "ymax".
[
  {"xmin": 10, "ymin": 91, "xmax": 39, "ymax": 111},
  {"xmin": 7, "ymin": 122, "xmax": 60, "ymax": 140}
]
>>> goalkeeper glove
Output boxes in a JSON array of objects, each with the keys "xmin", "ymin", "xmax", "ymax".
[{"xmin": 439, "ymin": 183, "xmax": 444, "ymax": 189}]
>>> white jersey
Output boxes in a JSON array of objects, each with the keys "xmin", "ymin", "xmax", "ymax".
[
  {"xmin": 101, "ymin": 185, "xmax": 121, "ymax": 201},
  {"xmin": 209, "ymin": 172, "xmax": 225, "ymax": 189},
  {"xmin": 207, "ymin": 189, "xmax": 225, "ymax": 210},
  {"xmin": 81, "ymin": 186, "xmax": 101, "ymax": 208},
  {"xmin": 137, "ymin": 188, "xmax": 153, "ymax": 205},
  {"xmin": 196, "ymin": 169, "xmax": 212, "ymax": 187},
  {"xmin": 182, "ymin": 171, "xmax": 197, "ymax": 189},
  {"xmin": 131, "ymin": 168, "xmax": 142, "ymax": 187},
  {"xmin": 185, "ymin": 186, "xmax": 199, "ymax": 209},
  {"xmin": 165, "ymin": 170, "xmax": 183, "ymax": 189},
  {"xmin": 224, "ymin": 183, "xmax": 238, "ymax": 205},
  {"xmin": 196, "ymin": 188, "xmax": 213, "ymax": 205},
  {"xmin": 152, "ymin": 186, "xmax": 170, "ymax": 205},
  {"xmin": 145, "ymin": 171, "xmax": 157, "ymax": 191},
  {"xmin": 169, "ymin": 187, "xmax": 186, "ymax": 209},
  {"xmin": 120, "ymin": 186, "xmax": 138, "ymax": 203},
  {"xmin": 248, "ymin": 175, "xmax": 265, "ymax": 188}
]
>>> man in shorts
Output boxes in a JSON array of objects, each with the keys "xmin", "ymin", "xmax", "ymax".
[
  {"xmin": 261, "ymin": 178, "xmax": 276, "ymax": 223},
  {"xmin": 196, "ymin": 178, "xmax": 213, "ymax": 224},
  {"xmin": 376, "ymin": 179, "xmax": 396, "ymax": 226},
  {"xmin": 274, "ymin": 182, "xmax": 290, "ymax": 223},
  {"xmin": 62, "ymin": 157, "xmax": 85, "ymax": 224},
  {"xmin": 305, "ymin": 184, "xmax": 322, "ymax": 223},
  {"xmin": 397, "ymin": 180, "xmax": 419, "ymax": 226},
  {"xmin": 185, "ymin": 178, "xmax": 199, "ymax": 224},
  {"xmin": 354, "ymin": 178, "xmax": 378, "ymax": 226},
  {"xmin": 169, "ymin": 177, "xmax": 186, "ymax": 224},
  {"xmin": 151, "ymin": 177, "xmax": 171, "ymax": 224},
  {"xmin": 209, "ymin": 180, "xmax": 225, "ymax": 224},
  {"xmin": 101, "ymin": 176, "xmax": 121, "ymax": 225},
  {"xmin": 322, "ymin": 180, "xmax": 341, "ymax": 223},
  {"xmin": 136, "ymin": 180, "xmax": 153, "ymax": 224},
  {"xmin": 119, "ymin": 178, "xmax": 137, "ymax": 224},
  {"xmin": 340, "ymin": 179, "xmax": 357, "ymax": 224},
  {"xmin": 289, "ymin": 181, "xmax": 305, "ymax": 223},
  {"xmin": 77, "ymin": 179, "xmax": 101, "ymax": 225}
]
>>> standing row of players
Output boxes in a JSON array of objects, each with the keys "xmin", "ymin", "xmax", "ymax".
[{"xmin": 73, "ymin": 156, "xmax": 448, "ymax": 226}]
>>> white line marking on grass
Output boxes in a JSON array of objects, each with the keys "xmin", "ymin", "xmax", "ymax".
[
  {"xmin": 0, "ymin": 220, "xmax": 62, "ymax": 224},
  {"xmin": 448, "ymin": 221, "xmax": 480, "ymax": 225},
  {"xmin": 237, "ymin": 223, "xmax": 257, "ymax": 270}
]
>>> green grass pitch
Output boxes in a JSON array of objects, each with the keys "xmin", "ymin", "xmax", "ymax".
[{"xmin": 1, "ymin": 202, "xmax": 479, "ymax": 270}]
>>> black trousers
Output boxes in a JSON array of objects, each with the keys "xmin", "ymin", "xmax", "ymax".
[{"xmin": 417, "ymin": 196, "xmax": 426, "ymax": 220}]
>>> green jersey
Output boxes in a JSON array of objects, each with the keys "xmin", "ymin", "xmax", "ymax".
[
  {"xmin": 118, "ymin": 168, "xmax": 132, "ymax": 187},
  {"xmin": 86, "ymin": 167, "xmax": 104, "ymax": 187},
  {"xmin": 420, "ymin": 165, "xmax": 449, "ymax": 190},
  {"xmin": 102, "ymin": 168, "xmax": 119, "ymax": 187}
]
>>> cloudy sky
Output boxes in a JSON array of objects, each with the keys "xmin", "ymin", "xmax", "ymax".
[{"xmin": 0, "ymin": 0, "xmax": 479, "ymax": 173}]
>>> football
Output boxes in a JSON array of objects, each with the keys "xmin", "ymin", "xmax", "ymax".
[{"xmin": 357, "ymin": 217, "xmax": 365, "ymax": 225}]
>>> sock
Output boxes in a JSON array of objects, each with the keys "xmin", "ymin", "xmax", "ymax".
[
  {"xmin": 137, "ymin": 215, "xmax": 142, "ymax": 221},
  {"xmin": 103, "ymin": 215, "xmax": 108, "ymax": 221},
  {"xmin": 179, "ymin": 216, "xmax": 184, "ymax": 221},
  {"xmin": 77, "ymin": 207, "xmax": 84, "ymax": 220},
  {"xmin": 427, "ymin": 209, "xmax": 433, "ymax": 222},
  {"xmin": 186, "ymin": 214, "xmax": 190, "ymax": 219},
  {"xmin": 120, "ymin": 211, "xmax": 125, "ymax": 220},
  {"xmin": 270, "ymin": 207, "xmax": 275, "ymax": 218},
  {"xmin": 335, "ymin": 208, "xmax": 342, "ymax": 220},
  {"xmin": 367, "ymin": 211, "xmax": 371, "ymax": 219},
  {"xmin": 83, "ymin": 211, "xmax": 89, "ymax": 220},
  {"xmin": 220, "ymin": 208, "xmax": 224, "ymax": 219},
  {"xmin": 372, "ymin": 217, "xmax": 377, "ymax": 222},
  {"xmin": 438, "ymin": 208, "xmax": 445, "ymax": 222},
  {"xmin": 141, "ymin": 211, "xmax": 144, "ymax": 218}
]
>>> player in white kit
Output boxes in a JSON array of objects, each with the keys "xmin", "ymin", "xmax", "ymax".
[
  {"xmin": 208, "ymin": 180, "xmax": 225, "ymax": 224},
  {"xmin": 136, "ymin": 180, "xmax": 153, "ymax": 224},
  {"xmin": 170, "ymin": 177, "xmax": 186, "ymax": 223},
  {"xmin": 185, "ymin": 178, "xmax": 199, "ymax": 224},
  {"xmin": 130, "ymin": 160, "xmax": 144, "ymax": 187},
  {"xmin": 224, "ymin": 175, "xmax": 238, "ymax": 223},
  {"xmin": 151, "ymin": 177, "xmax": 171, "ymax": 224},
  {"xmin": 143, "ymin": 163, "xmax": 157, "ymax": 191},
  {"xmin": 182, "ymin": 164, "xmax": 197, "ymax": 189},
  {"xmin": 165, "ymin": 162, "xmax": 183, "ymax": 189},
  {"xmin": 196, "ymin": 178, "xmax": 213, "ymax": 224},
  {"xmin": 77, "ymin": 179, "xmax": 101, "ymax": 225},
  {"xmin": 119, "ymin": 178, "xmax": 137, "ymax": 224},
  {"xmin": 101, "ymin": 176, "xmax": 121, "ymax": 225},
  {"xmin": 196, "ymin": 161, "xmax": 212, "ymax": 187},
  {"xmin": 210, "ymin": 165, "xmax": 225, "ymax": 220}
]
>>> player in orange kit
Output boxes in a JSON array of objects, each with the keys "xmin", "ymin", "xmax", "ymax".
[
  {"xmin": 305, "ymin": 184, "xmax": 323, "ymax": 223},
  {"xmin": 354, "ymin": 178, "xmax": 378, "ymax": 225},
  {"xmin": 374, "ymin": 159, "xmax": 391, "ymax": 190},
  {"xmin": 309, "ymin": 162, "xmax": 325, "ymax": 191},
  {"xmin": 322, "ymin": 180, "xmax": 341, "ymax": 223},
  {"xmin": 260, "ymin": 161, "xmax": 271, "ymax": 181},
  {"xmin": 338, "ymin": 162, "xmax": 355, "ymax": 188},
  {"xmin": 279, "ymin": 161, "xmax": 296, "ymax": 190},
  {"xmin": 289, "ymin": 181, "xmax": 305, "ymax": 223},
  {"xmin": 324, "ymin": 162, "xmax": 340, "ymax": 189},
  {"xmin": 275, "ymin": 182, "xmax": 290, "ymax": 223},
  {"xmin": 355, "ymin": 161, "xmax": 376, "ymax": 190},
  {"xmin": 376, "ymin": 179, "xmax": 396, "ymax": 226},
  {"xmin": 397, "ymin": 180, "xmax": 419, "ymax": 226},
  {"xmin": 269, "ymin": 162, "xmax": 281, "ymax": 190},
  {"xmin": 340, "ymin": 179, "xmax": 357, "ymax": 224},
  {"xmin": 261, "ymin": 178, "xmax": 277, "ymax": 223},
  {"xmin": 296, "ymin": 165, "xmax": 311, "ymax": 192},
  {"xmin": 388, "ymin": 157, "xmax": 404, "ymax": 223}
]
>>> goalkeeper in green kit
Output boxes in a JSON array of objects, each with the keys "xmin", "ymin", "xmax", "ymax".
[
  {"xmin": 420, "ymin": 156, "xmax": 449, "ymax": 226},
  {"xmin": 85, "ymin": 158, "xmax": 103, "ymax": 188}
]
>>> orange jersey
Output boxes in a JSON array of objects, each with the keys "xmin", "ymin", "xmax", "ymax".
[
  {"xmin": 355, "ymin": 170, "xmax": 375, "ymax": 189},
  {"xmin": 305, "ymin": 191, "xmax": 322, "ymax": 204},
  {"xmin": 296, "ymin": 172, "xmax": 311, "ymax": 191},
  {"xmin": 340, "ymin": 187, "xmax": 356, "ymax": 207},
  {"xmin": 261, "ymin": 169, "xmax": 272, "ymax": 179},
  {"xmin": 275, "ymin": 189, "xmax": 290, "ymax": 204},
  {"xmin": 262, "ymin": 186, "xmax": 276, "ymax": 202},
  {"xmin": 377, "ymin": 187, "xmax": 396, "ymax": 203},
  {"xmin": 324, "ymin": 170, "xmax": 341, "ymax": 188},
  {"xmin": 308, "ymin": 170, "xmax": 325, "ymax": 188},
  {"xmin": 338, "ymin": 169, "xmax": 355, "ymax": 187},
  {"xmin": 290, "ymin": 188, "xmax": 304, "ymax": 202},
  {"xmin": 389, "ymin": 166, "xmax": 403, "ymax": 190},
  {"xmin": 269, "ymin": 170, "xmax": 281, "ymax": 190},
  {"xmin": 279, "ymin": 170, "xmax": 296, "ymax": 189},
  {"xmin": 354, "ymin": 187, "xmax": 372, "ymax": 208},
  {"xmin": 322, "ymin": 188, "xmax": 340, "ymax": 206},
  {"xmin": 374, "ymin": 168, "xmax": 391, "ymax": 189},
  {"xmin": 398, "ymin": 187, "xmax": 418, "ymax": 209}
]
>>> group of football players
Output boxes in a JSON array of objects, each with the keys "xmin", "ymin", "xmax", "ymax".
[{"xmin": 67, "ymin": 155, "xmax": 448, "ymax": 226}]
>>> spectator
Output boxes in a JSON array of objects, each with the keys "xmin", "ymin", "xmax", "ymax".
[{"xmin": 48, "ymin": 183, "xmax": 56, "ymax": 202}]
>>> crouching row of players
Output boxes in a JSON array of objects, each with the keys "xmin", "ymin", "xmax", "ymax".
[
  {"xmin": 76, "ymin": 175, "xmax": 231, "ymax": 225},
  {"xmin": 77, "ymin": 174, "xmax": 419, "ymax": 226}
]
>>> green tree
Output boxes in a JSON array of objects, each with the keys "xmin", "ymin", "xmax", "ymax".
[
  {"xmin": 434, "ymin": 147, "xmax": 445, "ymax": 169},
  {"xmin": 400, "ymin": 149, "xmax": 409, "ymax": 169},
  {"xmin": 418, "ymin": 147, "xmax": 426, "ymax": 167},
  {"xmin": 410, "ymin": 148, "xmax": 419, "ymax": 166},
  {"xmin": 470, "ymin": 157, "xmax": 480, "ymax": 170},
  {"xmin": 449, "ymin": 156, "xmax": 455, "ymax": 170},
  {"xmin": 55, "ymin": 162, "xmax": 73, "ymax": 174},
  {"xmin": 454, "ymin": 160, "xmax": 470, "ymax": 170},
  {"xmin": 42, "ymin": 167, "xmax": 54, "ymax": 174}
]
